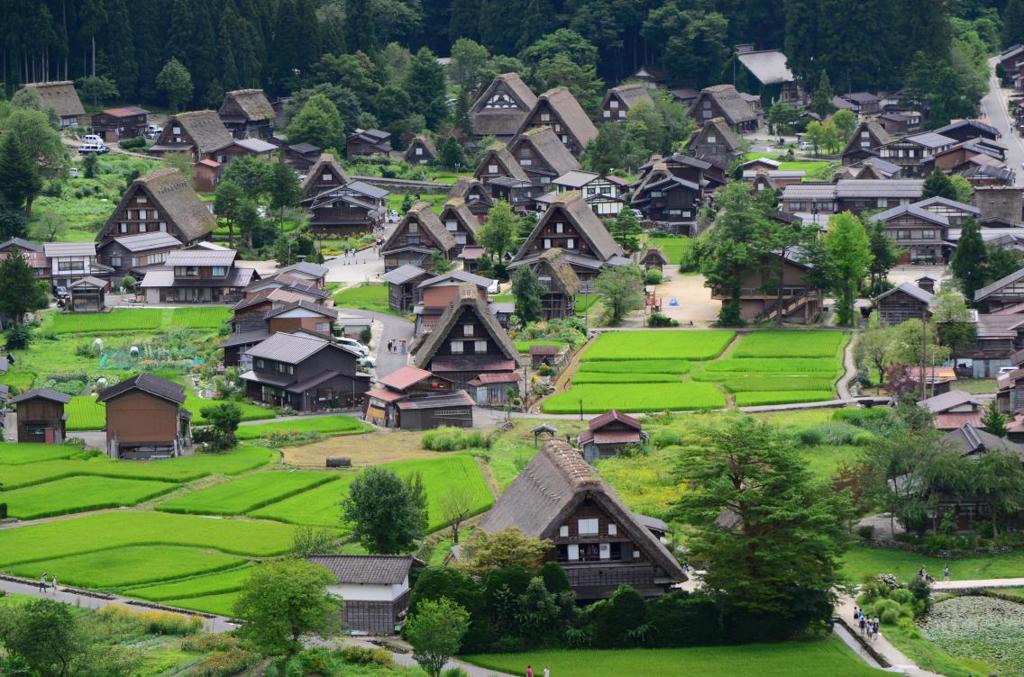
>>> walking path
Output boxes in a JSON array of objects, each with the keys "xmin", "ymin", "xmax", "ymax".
[
  {"xmin": 835, "ymin": 596, "xmax": 942, "ymax": 677},
  {"xmin": 932, "ymin": 577, "xmax": 1024, "ymax": 591}
]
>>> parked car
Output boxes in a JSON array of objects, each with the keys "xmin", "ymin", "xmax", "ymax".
[
  {"xmin": 145, "ymin": 124, "xmax": 163, "ymax": 139},
  {"xmin": 999, "ymin": 365, "xmax": 1019, "ymax": 376},
  {"xmin": 336, "ymin": 337, "xmax": 369, "ymax": 356},
  {"xmin": 81, "ymin": 134, "xmax": 104, "ymax": 145},
  {"xmin": 78, "ymin": 142, "xmax": 110, "ymax": 155},
  {"xmin": 53, "ymin": 286, "xmax": 69, "ymax": 299},
  {"xmin": 357, "ymin": 355, "xmax": 376, "ymax": 369}
]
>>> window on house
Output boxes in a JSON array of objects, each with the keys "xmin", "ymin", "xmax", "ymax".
[
  {"xmin": 158, "ymin": 222, "xmax": 166, "ymax": 231},
  {"xmin": 578, "ymin": 518, "xmax": 599, "ymax": 535},
  {"xmin": 707, "ymin": 135, "xmax": 716, "ymax": 143},
  {"xmin": 255, "ymin": 358, "xmax": 265, "ymax": 369},
  {"xmin": 172, "ymin": 126, "xmax": 180, "ymax": 135},
  {"xmin": 567, "ymin": 238, "xmax": 575, "ymax": 249},
  {"xmin": 450, "ymin": 340, "xmax": 464, "ymax": 353},
  {"xmin": 138, "ymin": 223, "xmax": 147, "ymax": 233},
  {"xmin": 138, "ymin": 209, "xmax": 147, "ymax": 220},
  {"xmin": 474, "ymin": 340, "xmax": 487, "ymax": 352},
  {"xmin": 408, "ymin": 223, "xmax": 418, "ymax": 233},
  {"xmin": 211, "ymin": 266, "xmax": 227, "ymax": 277},
  {"xmin": 618, "ymin": 110, "xmax": 625, "ymax": 118},
  {"xmin": 608, "ymin": 523, "xmax": 617, "ymax": 536},
  {"xmin": 559, "ymin": 525, "xmax": 569, "ymax": 537},
  {"xmin": 415, "ymin": 147, "xmax": 423, "ymax": 155},
  {"xmin": 520, "ymin": 159, "xmax": 532, "ymax": 166},
  {"xmin": 110, "ymin": 255, "xmax": 122, "ymax": 268},
  {"xmin": 567, "ymin": 544, "xmax": 579, "ymax": 561},
  {"xmin": 603, "ymin": 110, "xmax": 611, "ymax": 118},
  {"xmin": 323, "ymin": 173, "xmax": 332, "ymax": 181},
  {"xmin": 119, "ymin": 223, "xmax": 128, "ymax": 233},
  {"xmin": 446, "ymin": 220, "xmax": 458, "ymax": 231},
  {"xmin": 463, "ymin": 325, "xmax": 474, "ymax": 337},
  {"xmin": 136, "ymin": 196, "xmax": 147, "ymax": 204},
  {"xmin": 543, "ymin": 238, "xmax": 551, "ymax": 249},
  {"xmin": 540, "ymin": 113, "xmax": 550, "ymax": 121},
  {"xmin": 555, "ymin": 223, "xmax": 564, "ymax": 233},
  {"xmin": 922, "ymin": 230, "xmax": 935, "ymax": 239},
  {"xmin": 599, "ymin": 543, "xmax": 611, "ymax": 560},
  {"xmin": 488, "ymin": 164, "xmax": 498, "ymax": 173}
]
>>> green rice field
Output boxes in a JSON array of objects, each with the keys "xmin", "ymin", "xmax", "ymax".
[
  {"xmin": 235, "ymin": 415, "xmax": 372, "ymax": 440},
  {"xmin": 0, "ymin": 475, "xmax": 177, "ymax": 519},
  {"xmin": 162, "ymin": 591, "xmax": 241, "ymax": 617},
  {"xmin": 157, "ymin": 471, "xmax": 335, "ymax": 515},
  {"xmin": 125, "ymin": 565, "xmax": 254, "ymax": 602},
  {"xmin": 44, "ymin": 307, "xmax": 230, "ymax": 335},
  {"xmin": 543, "ymin": 330, "xmax": 847, "ymax": 413},
  {"xmin": 67, "ymin": 391, "xmax": 274, "ymax": 430},
  {"xmin": 0, "ymin": 443, "xmax": 80, "ymax": 465}
]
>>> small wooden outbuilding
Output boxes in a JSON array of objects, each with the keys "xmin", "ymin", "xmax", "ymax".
[
  {"xmin": 11, "ymin": 388, "xmax": 71, "ymax": 443},
  {"xmin": 67, "ymin": 276, "xmax": 108, "ymax": 312},
  {"xmin": 578, "ymin": 410, "xmax": 647, "ymax": 461}
]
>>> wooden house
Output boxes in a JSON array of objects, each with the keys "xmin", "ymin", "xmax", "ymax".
[
  {"xmin": 212, "ymin": 137, "xmax": 277, "ymax": 165},
  {"xmin": 0, "ymin": 238, "xmax": 48, "ymax": 279},
  {"xmin": 218, "ymin": 89, "xmax": 275, "ymax": 139},
  {"xmin": 150, "ymin": 111, "xmax": 234, "ymax": 162},
  {"xmin": 905, "ymin": 366, "xmax": 958, "ymax": 397},
  {"xmin": 414, "ymin": 270, "xmax": 496, "ymax": 336},
  {"xmin": 551, "ymin": 171, "xmax": 626, "ymax": 217},
  {"xmin": 477, "ymin": 439, "xmax": 687, "ymax": 599},
  {"xmin": 447, "ymin": 178, "xmax": 494, "ymax": 221},
  {"xmin": 510, "ymin": 193, "xmax": 625, "ymax": 290},
  {"xmin": 346, "ymin": 129, "xmax": 392, "ymax": 158},
  {"xmin": 579, "ymin": 410, "xmax": 647, "ymax": 461},
  {"xmin": 1000, "ymin": 45, "xmax": 1024, "ymax": 83},
  {"xmin": 632, "ymin": 156, "xmax": 711, "ymax": 235},
  {"xmin": 97, "ymin": 373, "xmax": 191, "ymax": 459},
  {"xmin": 841, "ymin": 121, "xmax": 894, "ymax": 166},
  {"xmin": 474, "ymin": 142, "xmax": 532, "ymax": 185},
  {"xmin": 515, "ymin": 87, "xmax": 599, "ymax": 157},
  {"xmin": 67, "ymin": 276, "xmax": 108, "ymax": 312},
  {"xmin": 975, "ymin": 267, "xmax": 1024, "ymax": 311},
  {"xmin": 708, "ymin": 250, "xmax": 821, "ymax": 323},
  {"xmin": 470, "ymin": 73, "xmax": 538, "ymax": 143},
  {"xmin": 438, "ymin": 198, "xmax": 480, "ymax": 255},
  {"xmin": 637, "ymin": 246, "xmax": 669, "ymax": 272},
  {"xmin": 916, "ymin": 196, "xmax": 980, "ymax": 226},
  {"xmin": 869, "ymin": 205, "xmax": 950, "ymax": 264},
  {"xmin": 877, "ymin": 132, "xmax": 957, "ymax": 177},
  {"xmin": 878, "ymin": 111, "xmax": 923, "ymax": 137},
  {"xmin": 600, "ymin": 83, "xmax": 653, "ymax": 121},
  {"xmin": 403, "ymin": 135, "xmax": 437, "ymax": 165},
  {"xmin": 686, "ymin": 118, "xmax": 743, "ymax": 171},
  {"xmin": 508, "ymin": 248, "xmax": 580, "ymax": 321},
  {"xmin": 689, "ymin": 84, "xmax": 759, "ymax": 134},
  {"xmin": 382, "ymin": 264, "xmax": 431, "ymax": 314},
  {"xmin": 302, "ymin": 180, "xmax": 388, "ymax": 236},
  {"xmin": 957, "ymin": 314, "xmax": 1024, "ymax": 378},
  {"xmin": 44, "ymin": 242, "xmax": 107, "ymax": 290},
  {"xmin": 11, "ymin": 388, "xmax": 71, "ymax": 443},
  {"xmin": 488, "ymin": 176, "xmax": 538, "ymax": 212},
  {"xmin": 97, "ymin": 232, "xmax": 190, "ymax": 280},
  {"xmin": 275, "ymin": 262, "xmax": 328, "ymax": 288},
  {"xmin": 835, "ymin": 157, "xmax": 903, "ymax": 180},
  {"xmin": 301, "ymin": 153, "xmax": 351, "ymax": 200},
  {"xmin": 309, "ymin": 555, "xmax": 422, "ymax": 635},
  {"xmin": 192, "ymin": 159, "xmax": 223, "ymax": 193},
  {"xmin": 91, "ymin": 107, "xmax": 148, "ymax": 142},
  {"xmin": 832, "ymin": 179, "xmax": 923, "ymax": 214},
  {"xmin": 935, "ymin": 119, "xmax": 1001, "ymax": 143},
  {"xmin": 381, "ymin": 202, "xmax": 457, "ymax": 272},
  {"xmin": 220, "ymin": 286, "xmax": 335, "ymax": 367},
  {"xmin": 284, "ymin": 143, "xmax": 322, "ymax": 172},
  {"xmin": 21, "ymin": 81, "xmax": 84, "ymax": 128},
  {"xmin": 364, "ymin": 366, "xmax": 474, "ymax": 430},
  {"xmin": 919, "ymin": 390, "xmax": 984, "ymax": 431},
  {"xmin": 240, "ymin": 332, "xmax": 370, "ymax": 411},
  {"xmin": 997, "ymin": 367, "xmax": 1024, "ymax": 415},
  {"xmin": 508, "ymin": 126, "xmax": 580, "ymax": 188},
  {"xmin": 138, "ymin": 247, "xmax": 255, "ymax": 303},
  {"xmin": 413, "ymin": 283, "xmax": 520, "ymax": 400},
  {"xmin": 872, "ymin": 282, "xmax": 934, "ymax": 325},
  {"xmin": 735, "ymin": 47, "xmax": 803, "ymax": 105}
]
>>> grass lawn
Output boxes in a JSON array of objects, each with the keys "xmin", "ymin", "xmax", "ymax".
[
  {"xmin": 542, "ymin": 382, "xmax": 725, "ymax": 414},
  {"xmin": 464, "ymin": 638, "xmax": 884, "ymax": 677},
  {"xmin": 0, "ymin": 443, "xmax": 80, "ymax": 465},
  {"xmin": 842, "ymin": 545, "xmax": 1024, "ymax": 582},
  {"xmin": 125, "ymin": 565, "xmax": 254, "ymax": 601},
  {"xmin": 583, "ymin": 331, "xmax": 735, "ymax": 361},
  {"xmin": 0, "ymin": 445, "xmax": 276, "ymax": 489},
  {"xmin": 236, "ymin": 415, "xmax": 373, "ymax": 440},
  {"xmin": 333, "ymin": 282, "xmax": 395, "ymax": 315},
  {"xmin": 0, "ymin": 475, "xmax": 177, "ymax": 519},
  {"xmin": 47, "ymin": 309, "xmax": 164, "ymax": 334},
  {"xmin": 158, "ymin": 471, "xmax": 335, "ymax": 515},
  {"xmin": 730, "ymin": 331, "xmax": 846, "ymax": 358},
  {"xmin": 251, "ymin": 455, "xmax": 493, "ymax": 531},
  {"xmin": 185, "ymin": 393, "xmax": 275, "ymax": 425},
  {"xmin": 515, "ymin": 340, "xmax": 563, "ymax": 353},
  {"xmin": 5, "ymin": 545, "xmax": 245, "ymax": 590},
  {"xmin": 649, "ymin": 236, "xmax": 692, "ymax": 265},
  {"xmin": 0, "ymin": 511, "xmax": 297, "ymax": 567}
]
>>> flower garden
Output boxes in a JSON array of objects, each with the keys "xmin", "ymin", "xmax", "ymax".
[{"xmin": 542, "ymin": 330, "xmax": 848, "ymax": 414}]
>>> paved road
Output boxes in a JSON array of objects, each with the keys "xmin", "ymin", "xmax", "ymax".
[
  {"xmin": 331, "ymin": 304, "xmax": 414, "ymax": 379},
  {"xmin": 980, "ymin": 57, "xmax": 1024, "ymax": 186},
  {"xmin": 836, "ymin": 596, "xmax": 942, "ymax": 677},
  {"xmin": 932, "ymin": 576, "xmax": 1024, "ymax": 591}
]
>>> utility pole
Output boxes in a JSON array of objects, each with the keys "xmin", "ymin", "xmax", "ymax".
[{"xmin": 920, "ymin": 309, "xmax": 928, "ymax": 401}]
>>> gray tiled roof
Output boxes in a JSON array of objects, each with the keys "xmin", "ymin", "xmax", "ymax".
[
  {"xmin": 382, "ymin": 264, "xmax": 429, "ymax": 285},
  {"xmin": 246, "ymin": 331, "xmax": 336, "ymax": 363},
  {"xmin": 111, "ymin": 231, "xmax": 183, "ymax": 253},
  {"xmin": 97, "ymin": 373, "xmax": 186, "ymax": 405},
  {"xmin": 307, "ymin": 555, "xmax": 419, "ymax": 584},
  {"xmin": 873, "ymin": 281, "xmax": 934, "ymax": 306},
  {"xmin": 10, "ymin": 388, "xmax": 72, "ymax": 404},
  {"xmin": 164, "ymin": 248, "xmax": 237, "ymax": 267}
]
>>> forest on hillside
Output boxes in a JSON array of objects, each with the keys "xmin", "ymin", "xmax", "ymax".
[{"xmin": 0, "ymin": 0, "xmax": 1019, "ymax": 119}]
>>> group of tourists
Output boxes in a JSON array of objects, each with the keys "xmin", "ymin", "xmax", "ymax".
[
  {"xmin": 386, "ymin": 339, "xmax": 407, "ymax": 353},
  {"xmin": 37, "ymin": 573, "xmax": 58, "ymax": 593},
  {"xmin": 853, "ymin": 607, "xmax": 880, "ymax": 640}
]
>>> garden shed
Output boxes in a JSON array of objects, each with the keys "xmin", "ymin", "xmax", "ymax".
[
  {"xmin": 11, "ymin": 388, "xmax": 71, "ymax": 444},
  {"xmin": 308, "ymin": 555, "xmax": 423, "ymax": 634},
  {"xmin": 68, "ymin": 276, "xmax": 109, "ymax": 312},
  {"xmin": 578, "ymin": 410, "xmax": 647, "ymax": 461}
]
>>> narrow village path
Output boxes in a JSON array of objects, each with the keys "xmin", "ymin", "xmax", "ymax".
[
  {"xmin": 835, "ymin": 596, "xmax": 943, "ymax": 677},
  {"xmin": 931, "ymin": 577, "xmax": 1024, "ymax": 591}
]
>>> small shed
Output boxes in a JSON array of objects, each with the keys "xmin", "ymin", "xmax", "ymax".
[
  {"xmin": 308, "ymin": 555, "xmax": 423, "ymax": 634},
  {"xmin": 192, "ymin": 159, "xmax": 223, "ymax": 193},
  {"xmin": 638, "ymin": 246, "xmax": 670, "ymax": 272},
  {"xmin": 529, "ymin": 344, "xmax": 560, "ymax": 369},
  {"xmin": 906, "ymin": 366, "xmax": 958, "ymax": 397},
  {"xmin": 68, "ymin": 276, "xmax": 108, "ymax": 312},
  {"xmin": 578, "ymin": 410, "xmax": 647, "ymax": 461},
  {"xmin": 11, "ymin": 388, "xmax": 71, "ymax": 443}
]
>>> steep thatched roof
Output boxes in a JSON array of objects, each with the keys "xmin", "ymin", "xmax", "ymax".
[
  {"xmin": 521, "ymin": 87, "xmax": 599, "ymax": 148},
  {"xmin": 512, "ymin": 127, "xmax": 580, "ymax": 177},
  {"xmin": 604, "ymin": 83, "xmax": 654, "ymax": 110},
  {"xmin": 22, "ymin": 81, "xmax": 84, "ymax": 118},
  {"xmin": 475, "ymin": 143, "xmax": 530, "ymax": 182},
  {"xmin": 383, "ymin": 202, "xmax": 456, "ymax": 253},
  {"xmin": 515, "ymin": 192, "xmax": 623, "ymax": 262},
  {"xmin": 535, "ymin": 248, "xmax": 581, "ymax": 295},
  {"xmin": 470, "ymin": 73, "xmax": 538, "ymax": 137},
  {"xmin": 404, "ymin": 134, "xmax": 438, "ymax": 160},
  {"xmin": 219, "ymin": 89, "xmax": 275, "ymax": 122},
  {"xmin": 169, "ymin": 110, "xmax": 234, "ymax": 154},
  {"xmin": 301, "ymin": 153, "xmax": 350, "ymax": 197},
  {"xmin": 440, "ymin": 198, "xmax": 480, "ymax": 236},
  {"xmin": 480, "ymin": 439, "xmax": 687, "ymax": 582},
  {"xmin": 414, "ymin": 284, "xmax": 520, "ymax": 368},
  {"xmin": 694, "ymin": 85, "xmax": 757, "ymax": 126},
  {"xmin": 102, "ymin": 168, "xmax": 216, "ymax": 243}
]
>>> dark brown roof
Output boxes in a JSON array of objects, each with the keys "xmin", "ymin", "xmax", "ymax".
[
  {"xmin": 522, "ymin": 87, "xmax": 599, "ymax": 148},
  {"xmin": 168, "ymin": 110, "xmax": 234, "ymax": 154},
  {"xmin": 102, "ymin": 168, "xmax": 216, "ymax": 243},
  {"xmin": 512, "ymin": 127, "xmax": 580, "ymax": 177},
  {"xmin": 264, "ymin": 300, "xmax": 337, "ymax": 320},
  {"xmin": 22, "ymin": 81, "xmax": 84, "ymax": 118},
  {"xmin": 307, "ymin": 555, "xmax": 420, "ymax": 584},
  {"xmin": 219, "ymin": 89, "xmax": 275, "ymax": 122},
  {"xmin": 97, "ymin": 373, "xmax": 186, "ymax": 405},
  {"xmin": 414, "ymin": 284, "xmax": 520, "ymax": 369},
  {"xmin": 589, "ymin": 409, "xmax": 643, "ymax": 431},
  {"xmin": 480, "ymin": 439, "xmax": 686, "ymax": 582},
  {"xmin": 301, "ymin": 153, "xmax": 350, "ymax": 196},
  {"xmin": 11, "ymin": 388, "xmax": 72, "ymax": 405}
]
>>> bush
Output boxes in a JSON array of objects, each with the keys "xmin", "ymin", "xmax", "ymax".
[
  {"xmin": 795, "ymin": 427, "xmax": 822, "ymax": 447},
  {"xmin": 5, "ymin": 325, "xmax": 31, "ymax": 350},
  {"xmin": 647, "ymin": 312, "xmax": 678, "ymax": 328},
  {"xmin": 644, "ymin": 268, "xmax": 663, "ymax": 285},
  {"xmin": 421, "ymin": 426, "xmax": 492, "ymax": 451},
  {"xmin": 832, "ymin": 407, "xmax": 891, "ymax": 427},
  {"xmin": 339, "ymin": 645, "xmax": 393, "ymax": 667},
  {"xmin": 856, "ymin": 525, "xmax": 875, "ymax": 541},
  {"xmin": 650, "ymin": 429, "xmax": 682, "ymax": 448},
  {"xmin": 119, "ymin": 135, "xmax": 147, "ymax": 149}
]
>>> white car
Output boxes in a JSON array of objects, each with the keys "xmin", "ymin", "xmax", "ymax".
[
  {"xmin": 358, "ymin": 355, "xmax": 376, "ymax": 369},
  {"xmin": 81, "ymin": 134, "xmax": 104, "ymax": 145},
  {"xmin": 336, "ymin": 337, "xmax": 369, "ymax": 356},
  {"xmin": 145, "ymin": 124, "xmax": 163, "ymax": 138}
]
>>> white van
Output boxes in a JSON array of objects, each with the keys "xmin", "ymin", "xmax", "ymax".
[
  {"xmin": 82, "ymin": 134, "xmax": 104, "ymax": 145},
  {"xmin": 78, "ymin": 142, "xmax": 109, "ymax": 155}
]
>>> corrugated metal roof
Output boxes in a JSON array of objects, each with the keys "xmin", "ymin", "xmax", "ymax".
[
  {"xmin": 44, "ymin": 242, "xmax": 96, "ymax": 257},
  {"xmin": 737, "ymin": 50, "xmax": 794, "ymax": 85},
  {"xmin": 164, "ymin": 248, "xmax": 237, "ymax": 267}
]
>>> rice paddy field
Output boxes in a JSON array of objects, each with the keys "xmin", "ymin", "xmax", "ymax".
[
  {"xmin": 0, "ymin": 475, "xmax": 177, "ymax": 519},
  {"xmin": 44, "ymin": 307, "xmax": 230, "ymax": 335},
  {"xmin": 157, "ymin": 471, "xmax": 335, "ymax": 515},
  {"xmin": 234, "ymin": 415, "xmax": 372, "ymax": 440},
  {"xmin": 543, "ymin": 330, "xmax": 847, "ymax": 413}
]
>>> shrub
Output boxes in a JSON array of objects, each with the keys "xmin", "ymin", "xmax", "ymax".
[
  {"xmin": 119, "ymin": 135, "xmax": 147, "ymax": 149},
  {"xmin": 644, "ymin": 268, "xmax": 663, "ymax": 284},
  {"xmin": 647, "ymin": 312, "xmax": 678, "ymax": 328},
  {"xmin": 339, "ymin": 645, "xmax": 393, "ymax": 667},
  {"xmin": 5, "ymin": 325, "xmax": 31, "ymax": 350},
  {"xmin": 856, "ymin": 525, "xmax": 875, "ymax": 541},
  {"xmin": 421, "ymin": 426, "xmax": 492, "ymax": 451},
  {"xmin": 795, "ymin": 427, "xmax": 822, "ymax": 446},
  {"xmin": 650, "ymin": 429, "xmax": 682, "ymax": 448},
  {"xmin": 832, "ymin": 407, "xmax": 891, "ymax": 427}
]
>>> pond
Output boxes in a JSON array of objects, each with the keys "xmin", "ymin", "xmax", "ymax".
[{"xmin": 918, "ymin": 595, "xmax": 1024, "ymax": 675}]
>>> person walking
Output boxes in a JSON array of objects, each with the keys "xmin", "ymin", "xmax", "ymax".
[
  {"xmin": 50, "ymin": 574, "xmax": 58, "ymax": 592},
  {"xmin": 400, "ymin": 338, "xmax": 406, "ymax": 353},
  {"xmin": 943, "ymin": 565, "xmax": 950, "ymax": 581},
  {"xmin": 387, "ymin": 339, "xmax": 394, "ymax": 353},
  {"xmin": 858, "ymin": 615, "xmax": 866, "ymax": 635},
  {"xmin": 543, "ymin": 667, "xmax": 550, "ymax": 677},
  {"xmin": 526, "ymin": 665, "xmax": 534, "ymax": 677},
  {"xmin": 39, "ymin": 573, "xmax": 47, "ymax": 593}
]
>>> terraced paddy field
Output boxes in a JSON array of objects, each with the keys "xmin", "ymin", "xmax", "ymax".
[{"xmin": 543, "ymin": 330, "xmax": 848, "ymax": 414}]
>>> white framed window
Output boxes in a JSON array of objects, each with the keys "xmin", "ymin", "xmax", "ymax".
[
  {"xmin": 415, "ymin": 147, "xmax": 423, "ymax": 155},
  {"xmin": 618, "ymin": 110, "xmax": 625, "ymax": 118},
  {"xmin": 446, "ymin": 221, "xmax": 458, "ymax": 231},
  {"xmin": 450, "ymin": 340, "xmax": 464, "ymax": 354},
  {"xmin": 633, "ymin": 549, "xmax": 641, "ymax": 559},
  {"xmin": 136, "ymin": 196, "xmax": 147, "ymax": 204},
  {"xmin": 567, "ymin": 238, "xmax": 575, "ymax": 249},
  {"xmin": 578, "ymin": 518, "xmax": 599, "ymax": 535},
  {"xmin": 540, "ymin": 113, "xmax": 550, "ymax": 122},
  {"xmin": 158, "ymin": 222, "xmax": 166, "ymax": 231},
  {"xmin": 599, "ymin": 543, "xmax": 611, "ymax": 560},
  {"xmin": 608, "ymin": 523, "xmax": 617, "ymax": 536},
  {"xmin": 474, "ymin": 340, "xmax": 487, "ymax": 352},
  {"xmin": 555, "ymin": 223, "xmax": 564, "ymax": 233},
  {"xmin": 211, "ymin": 266, "xmax": 227, "ymax": 276},
  {"xmin": 323, "ymin": 172, "xmax": 332, "ymax": 181},
  {"xmin": 463, "ymin": 324, "xmax": 474, "ymax": 337},
  {"xmin": 455, "ymin": 234, "xmax": 466, "ymax": 244},
  {"xmin": 567, "ymin": 544, "xmax": 579, "ymax": 561},
  {"xmin": 488, "ymin": 164, "xmax": 498, "ymax": 174},
  {"xmin": 408, "ymin": 223, "xmax": 418, "ymax": 233},
  {"xmin": 172, "ymin": 126, "xmax": 181, "ymax": 135},
  {"xmin": 707, "ymin": 135, "xmax": 716, "ymax": 143},
  {"xmin": 603, "ymin": 110, "xmax": 611, "ymax": 118},
  {"xmin": 138, "ymin": 209, "xmax": 147, "ymax": 220},
  {"xmin": 119, "ymin": 223, "xmax": 128, "ymax": 233},
  {"xmin": 609, "ymin": 100, "xmax": 619, "ymax": 109},
  {"xmin": 138, "ymin": 223, "xmax": 147, "ymax": 232},
  {"xmin": 543, "ymin": 238, "xmax": 551, "ymax": 249},
  {"xmin": 520, "ymin": 159, "xmax": 532, "ymax": 166},
  {"xmin": 559, "ymin": 525, "xmax": 569, "ymax": 537}
]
